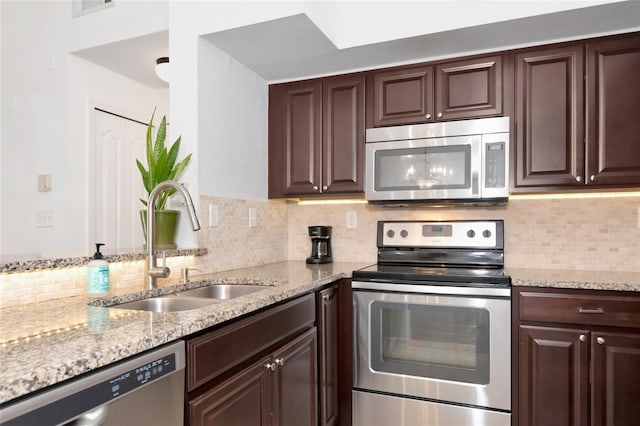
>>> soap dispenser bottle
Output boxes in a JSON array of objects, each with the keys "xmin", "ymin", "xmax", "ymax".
[{"xmin": 87, "ymin": 243, "xmax": 109, "ymax": 297}]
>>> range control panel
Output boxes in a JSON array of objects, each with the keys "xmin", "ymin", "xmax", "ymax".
[{"xmin": 379, "ymin": 220, "xmax": 502, "ymax": 249}]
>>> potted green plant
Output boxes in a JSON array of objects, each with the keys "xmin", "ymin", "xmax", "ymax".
[{"xmin": 137, "ymin": 110, "xmax": 192, "ymax": 249}]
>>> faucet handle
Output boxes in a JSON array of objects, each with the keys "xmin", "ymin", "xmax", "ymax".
[{"xmin": 181, "ymin": 267, "xmax": 201, "ymax": 284}]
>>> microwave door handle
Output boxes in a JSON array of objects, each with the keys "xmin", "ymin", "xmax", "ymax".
[{"xmin": 472, "ymin": 169, "xmax": 479, "ymax": 197}]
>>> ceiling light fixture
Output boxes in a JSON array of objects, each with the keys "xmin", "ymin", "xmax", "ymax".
[{"xmin": 155, "ymin": 57, "xmax": 170, "ymax": 83}]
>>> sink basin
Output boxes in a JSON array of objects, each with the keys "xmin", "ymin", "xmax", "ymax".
[
  {"xmin": 176, "ymin": 284, "xmax": 267, "ymax": 300},
  {"xmin": 111, "ymin": 296, "xmax": 218, "ymax": 312}
]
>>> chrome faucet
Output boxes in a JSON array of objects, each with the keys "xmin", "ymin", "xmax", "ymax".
[{"xmin": 147, "ymin": 181, "xmax": 201, "ymax": 290}]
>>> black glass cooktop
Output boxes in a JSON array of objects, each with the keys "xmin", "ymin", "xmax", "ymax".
[{"xmin": 353, "ymin": 263, "xmax": 511, "ymax": 286}]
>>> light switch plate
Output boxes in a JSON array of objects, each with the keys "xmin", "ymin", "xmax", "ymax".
[
  {"xmin": 208, "ymin": 203, "xmax": 219, "ymax": 227},
  {"xmin": 249, "ymin": 208, "xmax": 257, "ymax": 228},
  {"xmin": 36, "ymin": 209, "xmax": 54, "ymax": 228}
]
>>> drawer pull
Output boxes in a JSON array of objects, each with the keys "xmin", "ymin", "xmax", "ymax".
[
  {"xmin": 579, "ymin": 334, "xmax": 587, "ymax": 342},
  {"xmin": 597, "ymin": 337, "xmax": 605, "ymax": 345},
  {"xmin": 578, "ymin": 307, "xmax": 604, "ymax": 314}
]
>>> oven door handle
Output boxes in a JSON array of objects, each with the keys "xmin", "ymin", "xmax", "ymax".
[
  {"xmin": 352, "ymin": 281, "xmax": 511, "ymax": 298},
  {"xmin": 352, "ymin": 295, "xmax": 359, "ymax": 385}
]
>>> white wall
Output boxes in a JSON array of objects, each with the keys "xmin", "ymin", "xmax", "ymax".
[
  {"xmin": 304, "ymin": 1, "xmax": 625, "ymax": 49},
  {"xmin": 0, "ymin": 0, "xmax": 168, "ymax": 257},
  {"xmin": 67, "ymin": 0, "xmax": 168, "ymax": 52},
  {"xmin": 197, "ymin": 39, "xmax": 268, "ymax": 199}
]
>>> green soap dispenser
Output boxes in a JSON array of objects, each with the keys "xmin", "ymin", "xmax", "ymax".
[{"xmin": 87, "ymin": 243, "xmax": 109, "ymax": 297}]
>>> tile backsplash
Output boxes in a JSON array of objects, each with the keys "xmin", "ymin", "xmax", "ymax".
[
  {"xmin": 1, "ymin": 194, "xmax": 637, "ymax": 308},
  {"xmin": 288, "ymin": 196, "xmax": 640, "ymax": 272}
]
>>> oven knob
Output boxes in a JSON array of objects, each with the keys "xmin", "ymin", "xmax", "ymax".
[
  {"xmin": 400, "ymin": 230, "xmax": 408, "ymax": 238},
  {"xmin": 386, "ymin": 230, "xmax": 395, "ymax": 238},
  {"xmin": 482, "ymin": 230, "xmax": 492, "ymax": 238},
  {"xmin": 467, "ymin": 229, "xmax": 476, "ymax": 238}
]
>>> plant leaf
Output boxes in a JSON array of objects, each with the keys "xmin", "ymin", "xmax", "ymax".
[
  {"xmin": 153, "ymin": 115, "xmax": 167, "ymax": 167},
  {"xmin": 136, "ymin": 159, "xmax": 150, "ymax": 194},
  {"xmin": 145, "ymin": 109, "xmax": 156, "ymax": 176},
  {"xmin": 165, "ymin": 136, "xmax": 180, "ymax": 173},
  {"xmin": 169, "ymin": 154, "xmax": 192, "ymax": 181}
]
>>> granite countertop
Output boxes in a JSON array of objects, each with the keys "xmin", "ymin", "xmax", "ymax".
[
  {"xmin": 508, "ymin": 268, "xmax": 640, "ymax": 292},
  {"xmin": 0, "ymin": 261, "xmax": 370, "ymax": 405}
]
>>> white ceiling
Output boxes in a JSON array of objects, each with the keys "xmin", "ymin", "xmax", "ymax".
[{"xmin": 73, "ymin": 1, "xmax": 640, "ymax": 87}]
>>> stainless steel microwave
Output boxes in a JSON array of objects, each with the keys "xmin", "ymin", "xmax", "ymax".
[{"xmin": 365, "ymin": 117, "xmax": 509, "ymax": 205}]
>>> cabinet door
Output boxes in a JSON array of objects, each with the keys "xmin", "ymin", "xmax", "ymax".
[
  {"xmin": 368, "ymin": 65, "xmax": 434, "ymax": 127},
  {"xmin": 513, "ymin": 45, "xmax": 585, "ymax": 189},
  {"xmin": 280, "ymin": 80, "xmax": 323, "ymax": 195},
  {"xmin": 272, "ymin": 328, "xmax": 318, "ymax": 426},
  {"xmin": 188, "ymin": 357, "xmax": 271, "ymax": 426},
  {"xmin": 317, "ymin": 286, "xmax": 339, "ymax": 426},
  {"xmin": 322, "ymin": 74, "xmax": 365, "ymax": 194},
  {"xmin": 519, "ymin": 325, "xmax": 589, "ymax": 426},
  {"xmin": 586, "ymin": 34, "xmax": 640, "ymax": 186},
  {"xmin": 435, "ymin": 55, "xmax": 502, "ymax": 121},
  {"xmin": 591, "ymin": 332, "xmax": 640, "ymax": 426}
]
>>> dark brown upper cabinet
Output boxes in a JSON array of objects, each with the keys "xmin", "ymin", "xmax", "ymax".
[
  {"xmin": 513, "ymin": 45, "xmax": 585, "ymax": 189},
  {"xmin": 366, "ymin": 55, "xmax": 503, "ymax": 127},
  {"xmin": 586, "ymin": 33, "xmax": 640, "ymax": 187},
  {"xmin": 268, "ymin": 74, "xmax": 365, "ymax": 199},
  {"xmin": 512, "ymin": 32, "xmax": 640, "ymax": 192},
  {"xmin": 367, "ymin": 65, "xmax": 434, "ymax": 127}
]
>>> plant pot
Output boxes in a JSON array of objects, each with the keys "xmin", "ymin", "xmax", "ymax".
[{"xmin": 140, "ymin": 209, "xmax": 180, "ymax": 250}]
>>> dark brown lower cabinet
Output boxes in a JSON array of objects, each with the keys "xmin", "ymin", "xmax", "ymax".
[
  {"xmin": 317, "ymin": 285, "xmax": 339, "ymax": 426},
  {"xmin": 271, "ymin": 329, "xmax": 318, "ymax": 426},
  {"xmin": 591, "ymin": 333, "xmax": 640, "ymax": 426},
  {"xmin": 519, "ymin": 325, "xmax": 590, "ymax": 426},
  {"xmin": 515, "ymin": 287, "xmax": 640, "ymax": 426},
  {"xmin": 185, "ymin": 294, "xmax": 318, "ymax": 426},
  {"xmin": 189, "ymin": 356, "xmax": 271, "ymax": 426}
]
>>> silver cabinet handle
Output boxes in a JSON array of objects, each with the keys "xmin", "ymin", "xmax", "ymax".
[
  {"xmin": 578, "ymin": 307, "xmax": 604, "ymax": 314},
  {"xmin": 274, "ymin": 358, "xmax": 285, "ymax": 367},
  {"xmin": 437, "ymin": 112, "xmax": 443, "ymax": 119},
  {"xmin": 313, "ymin": 185, "xmax": 319, "ymax": 191},
  {"xmin": 322, "ymin": 185, "xmax": 328, "ymax": 191},
  {"xmin": 579, "ymin": 334, "xmax": 587, "ymax": 342},
  {"xmin": 322, "ymin": 293, "xmax": 330, "ymax": 301},
  {"xmin": 590, "ymin": 175, "xmax": 596, "ymax": 182},
  {"xmin": 576, "ymin": 176, "xmax": 582, "ymax": 182},
  {"xmin": 264, "ymin": 362, "xmax": 276, "ymax": 371},
  {"xmin": 425, "ymin": 113, "xmax": 432, "ymax": 119},
  {"xmin": 597, "ymin": 337, "xmax": 605, "ymax": 345}
]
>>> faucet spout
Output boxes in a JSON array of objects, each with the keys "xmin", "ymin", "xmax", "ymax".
[{"xmin": 147, "ymin": 181, "xmax": 200, "ymax": 290}]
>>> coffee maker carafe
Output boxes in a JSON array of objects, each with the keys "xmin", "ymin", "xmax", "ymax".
[{"xmin": 306, "ymin": 226, "xmax": 332, "ymax": 264}]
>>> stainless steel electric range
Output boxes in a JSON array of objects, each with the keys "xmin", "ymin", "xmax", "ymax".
[{"xmin": 352, "ymin": 220, "xmax": 511, "ymax": 426}]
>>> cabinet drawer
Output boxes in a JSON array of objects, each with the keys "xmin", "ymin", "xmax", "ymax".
[
  {"xmin": 186, "ymin": 293, "xmax": 315, "ymax": 392},
  {"xmin": 519, "ymin": 290, "xmax": 640, "ymax": 328}
]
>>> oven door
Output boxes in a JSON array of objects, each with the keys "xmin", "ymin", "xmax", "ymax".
[
  {"xmin": 353, "ymin": 281, "xmax": 510, "ymax": 411},
  {"xmin": 365, "ymin": 135, "xmax": 481, "ymax": 202}
]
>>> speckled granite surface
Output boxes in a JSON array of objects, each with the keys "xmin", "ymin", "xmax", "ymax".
[
  {"xmin": 0, "ymin": 248, "xmax": 207, "ymax": 273},
  {"xmin": 509, "ymin": 268, "xmax": 640, "ymax": 292},
  {"xmin": 0, "ymin": 261, "xmax": 369, "ymax": 405}
]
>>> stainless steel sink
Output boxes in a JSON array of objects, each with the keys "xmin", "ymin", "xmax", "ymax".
[
  {"xmin": 109, "ymin": 284, "xmax": 267, "ymax": 312},
  {"xmin": 111, "ymin": 296, "xmax": 218, "ymax": 312},
  {"xmin": 175, "ymin": 284, "xmax": 267, "ymax": 300}
]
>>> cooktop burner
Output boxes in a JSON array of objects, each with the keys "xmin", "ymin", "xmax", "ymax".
[
  {"xmin": 353, "ymin": 263, "xmax": 511, "ymax": 286},
  {"xmin": 354, "ymin": 220, "xmax": 511, "ymax": 287}
]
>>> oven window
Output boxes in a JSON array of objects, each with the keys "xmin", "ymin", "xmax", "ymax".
[
  {"xmin": 374, "ymin": 144, "xmax": 470, "ymax": 191},
  {"xmin": 370, "ymin": 302, "xmax": 490, "ymax": 384}
]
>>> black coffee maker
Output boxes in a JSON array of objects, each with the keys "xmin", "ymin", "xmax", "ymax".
[{"xmin": 306, "ymin": 226, "xmax": 332, "ymax": 264}]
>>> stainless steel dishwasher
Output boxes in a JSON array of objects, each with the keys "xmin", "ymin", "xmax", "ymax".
[{"xmin": 0, "ymin": 341, "xmax": 185, "ymax": 426}]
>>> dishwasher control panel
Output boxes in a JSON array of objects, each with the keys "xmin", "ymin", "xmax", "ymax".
[{"xmin": 109, "ymin": 353, "xmax": 177, "ymax": 397}]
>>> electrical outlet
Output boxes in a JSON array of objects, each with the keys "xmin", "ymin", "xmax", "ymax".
[
  {"xmin": 208, "ymin": 203, "xmax": 219, "ymax": 227},
  {"xmin": 346, "ymin": 211, "xmax": 357, "ymax": 229},
  {"xmin": 249, "ymin": 208, "xmax": 257, "ymax": 228}
]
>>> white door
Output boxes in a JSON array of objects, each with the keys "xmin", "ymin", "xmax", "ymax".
[{"xmin": 91, "ymin": 109, "xmax": 147, "ymax": 252}]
